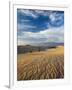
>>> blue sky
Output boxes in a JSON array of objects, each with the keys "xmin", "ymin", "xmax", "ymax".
[{"xmin": 17, "ymin": 9, "xmax": 64, "ymax": 45}]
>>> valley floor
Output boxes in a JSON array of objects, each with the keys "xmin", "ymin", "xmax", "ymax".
[{"xmin": 17, "ymin": 46, "xmax": 64, "ymax": 80}]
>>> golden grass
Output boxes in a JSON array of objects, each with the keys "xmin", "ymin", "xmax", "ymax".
[{"xmin": 17, "ymin": 46, "xmax": 64, "ymax": 80}]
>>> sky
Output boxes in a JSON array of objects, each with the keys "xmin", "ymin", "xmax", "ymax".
[{"xmin": 17, "ymin": 9, "xmax": 64, "ymax": 45}]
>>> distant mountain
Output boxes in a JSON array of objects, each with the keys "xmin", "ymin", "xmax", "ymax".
[
  {"xmin": 41, "ymin": 42, "xmax": 64, "ymax": 46},
  {"xmin": 28, "ymin": 42, "xmax": 64, "ymax": 47},
  {"xmin": 17, "ymin": 42, "xmax": 64, "ymax": 54}
]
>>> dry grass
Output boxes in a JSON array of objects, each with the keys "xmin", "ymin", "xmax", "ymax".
[{"xmin": 17, "ymin": 46, "xmax": 64, "ymax": 80}]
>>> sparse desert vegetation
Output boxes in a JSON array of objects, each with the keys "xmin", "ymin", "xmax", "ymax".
[{"xmin": 17, "ymin": 46, "xmax": 64, "ymax": 80}]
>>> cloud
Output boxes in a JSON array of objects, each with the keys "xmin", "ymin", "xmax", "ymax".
[
  {"xmin": 18, "ymin": 9, "xmax": 38, "ymax": 18},
  {"xmin": 17, "ymin": 23, "xmax": 36, "ymax": 31},
  {"xmin": 21, "ymin": 27, "xmax": 64, "ymax": 38},
  {"xmin": 49, "ymin": 11, "xmax": 64, "ymax": 27},
  {"xmin": 18, "ymin": 27, "xmax": 64, "ymax": 45}
]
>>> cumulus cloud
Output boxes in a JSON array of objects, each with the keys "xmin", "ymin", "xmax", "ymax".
[{"xmin": 18, "ymin": 27, "xmax": 64, "ymax": 45}]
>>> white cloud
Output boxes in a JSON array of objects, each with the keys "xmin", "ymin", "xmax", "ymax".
[
  {"xmin": 49, "ymin": 14, "xmax": 56, "ymax": 22},
  {"xmin": 49, "ymin": 12, "xmax": 63, "ymax": 23},
  {"xmin": 18, "ymin": 9, "xmax": 38, "ymax": 18},
  {"xmin": 23, "ymin": 27, "xmax": 63, "ymax": 38},
  {"xmin": 17, "ymin": 39, "xmax": 25, "ymax": 45},
  {"xmin": 17, "ymin": 23, "xmax": 36, "ymax": 30},
  {"xmin": 18, "ymin": 27, "xmax": 64, "ymax": 45},
  {"xmin": 18, "ymin": 9, "xmax": 55, "ymax": 19}
]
